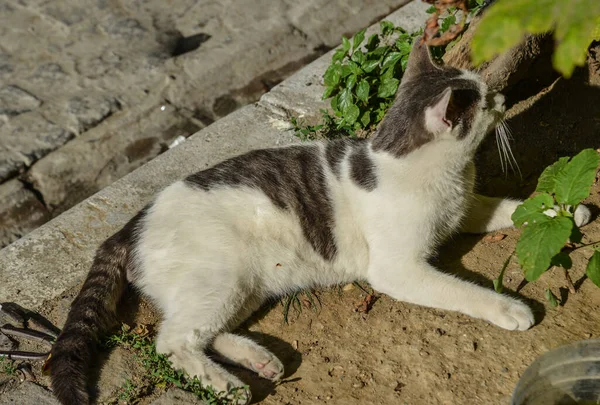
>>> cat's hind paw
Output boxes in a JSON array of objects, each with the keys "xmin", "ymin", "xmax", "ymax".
[
  {"xmin": 574, "ymin": 204, "xmax": 592, "ymax": 227},
  {"xmin": 488, "ymin": 298, "xmax": 534, "ymax": 331},
  {"xmin": 251, "ymin": 356, "xmax": 285, "ymax": 381}
]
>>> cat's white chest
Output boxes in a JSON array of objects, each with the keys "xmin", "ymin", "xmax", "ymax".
[{"xmin": 357, "ymin": 148, "xmax": 473, "ymax": 255}]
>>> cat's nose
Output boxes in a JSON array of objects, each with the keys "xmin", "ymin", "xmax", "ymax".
[{"xmin": 489, "ymin": 92, "xmax": 505, "ymax": 114}]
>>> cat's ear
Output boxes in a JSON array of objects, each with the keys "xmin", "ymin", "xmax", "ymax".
[
  {"xmin": 425, "ymin": 87, "xmax": 453, "ymax": 134},
  {"xmin": 403, "ymin": 36, "xmax": 439, "ymax": 81}
]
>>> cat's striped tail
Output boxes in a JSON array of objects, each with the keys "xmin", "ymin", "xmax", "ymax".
[{"xmin": 49, "ymin": 209, "xmax": 146, "ymax": 405}]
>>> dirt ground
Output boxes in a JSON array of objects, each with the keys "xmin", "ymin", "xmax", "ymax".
[{"xmin": 3, "ymin": 68, "xmax": 600, "ymax": 405}]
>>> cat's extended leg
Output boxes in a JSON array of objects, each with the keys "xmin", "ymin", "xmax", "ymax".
[
  {"xmin": 461, "ymin": 194, "xmax": 521, "ymax": 233},
  {"xmin": 211, "ymin": 333, "xmax": 284, "ymax": 381},
  {"xmin": 368, "ymin": 259, "xmax": 534, "ymax": 331},
  {"xmin": 461, "ymin": 194, "xmax": 592, "ymax": 233}
]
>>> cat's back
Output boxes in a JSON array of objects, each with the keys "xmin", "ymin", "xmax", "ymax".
[{"xmin": 135, "ymin": 141, "xmax": 368, "ymax": 296}]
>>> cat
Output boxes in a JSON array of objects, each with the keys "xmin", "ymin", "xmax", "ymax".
[{"xmin": 48, "ymin": 37, "xmax": 591, "ymax": 404}]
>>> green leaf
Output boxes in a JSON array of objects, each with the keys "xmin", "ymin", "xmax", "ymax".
[
  {"xmin": 369, "ymin": 45, "xmax": 390, "ymax": 58},
  {"xmin": 381, "ymin": 52, "xmax": 403, "ymax": 71},
  {"xmin": 332, "ymin": 49, "xmax": 346, "ymax": 63},
  {"xmin": 323, "ymin": 63, "xmax": 342, "ymax": 87},
  {"xmin": 343, "ymin": 103, "xmax": 360, "ymax": 125},
  {"xmin": 511, "ymin": 193, "xmax": 555, "ymax": 227},
  {"xmin": 550, "ymin": 251, "xmax": 572, "ymax": 269},
  {"xmin": 554, "ymin": 148, "xmax": 599, "ymax": 206},
  {"xmin": 536, "ymin": 157, "xmax": 569, "ymax": 193},
  {"xmin": 342, "ymin": 37, "xmax": 351, "ymax": 54},
  {"xmin": 377, "ymin": 78, "xmax": 399, "ymax": 98},
  {"xmin": 516, "ymin": 216, "xmax": 573, "ymax": 281},
  {"xmin": 341, "ymin": 64, "xmax": 353, "ymax": 78},
  {"xmin": 545, "ymin": 288, "xmax": 559, "ymax": 307},
  {"xmin": 396, "ymin": 40, "xmax": 412, "ymax": 56},
  {"xmin": 322, "ymin": 85, "xmax": 335, "ymax": 100},
  {"xmin": 586, "ymin": 250, "xmax": 600, "ymax": 288},
  {"xmin": 346, "ymin": 74, "xmax": 357, "ymax": 90},
  {"xmin": 440, "ymin": 14, "xmax": 457, "ymax": 33},
  {"xmin": 380, "ymin": 20, "xmax": 395, "ymax": 36},
  {"xmin": 375, "ymin": 102, "xmax": 391, "ymax": 123},
  {"xmin": 337, "ymin": 88, "xmax": 353, "ymax": 114},
  {"xmin": 494, "ymin": 253, "xmax": 513, "ymax": 293},
  {"xmin": 346, "ymin": 60, "xmax": 363, "ymax": 76},
  {"xmin": 356, "ymin": 79, "xmax": 370, "ymax": 102},
  {"xmin": 360, "ymin": 111, "xmax": 371, "ymax": 127},
  {"xmin": 553, "ymin": 1, "xmax": 600, "ymax": 77},
  {"xmin": 426, "ymin": 5, "xmax": 437, "ymax": 14},
  {"xmin": 361, "ymin": 58, "xmax": 381, "ymax": 73},
  {"xmin": 351, "ymin": 49, "xmax": 366, "ymax": 65},
  {"xmin": 366, "ymin": 34, "xmax": 380, "ymax": 51},
  {"xmin": 352, "ymin": 29, "xmax": 366, "ymax": 51},
  {"xmin": 330, "ymin": 94, "xmax": 339, "ymax": 114},
  {"xmin": 400, "ymin": 55, "xmax": 409, "ymax": 72},
  {"xmin": 471, "ymin": 0, "xmax": 600, "ymax": 77},
  {"xmin": 471, "ymin": 0, "xmax": 555, "ymax": 66},
  {"xmin": 381, "ymin": 63, "xmax": 397, "ymax": 81}
]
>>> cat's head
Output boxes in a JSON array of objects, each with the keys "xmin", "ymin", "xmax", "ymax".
[{"xmin": 371, "ymin": 37, "xmax": 505, "ymax": 157}]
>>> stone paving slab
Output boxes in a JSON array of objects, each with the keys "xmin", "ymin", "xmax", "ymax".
[{"xmin": 0, "ymin": 382, "xmax": 59, "ymax": 405}]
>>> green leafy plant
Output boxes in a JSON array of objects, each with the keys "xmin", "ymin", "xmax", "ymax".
[
  {"xmin": 471, "ymin": 0, "xmax": 600, "ymax": 77},
  {"xmin": 104, "ymin": 325, "xmax": 246, "ymax": 404},
  {"xmin": 319, "ymin": 22, "xmax": 421, "ymax": 136},
  {"xmin": 495, "ymin": 149, "xmax": 600, "ymax": 304},
  {"xmin": 293, "ymin": 5, "xmax": 482, "ymax": 141}
]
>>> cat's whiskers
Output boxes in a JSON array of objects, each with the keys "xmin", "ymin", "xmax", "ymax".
[{"xmin": 495, "ymin": 120, "xmax": 521, "ymax": 177}]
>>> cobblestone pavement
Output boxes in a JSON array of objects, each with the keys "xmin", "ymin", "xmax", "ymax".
[{"xmin": 0, "ymin": 0, "xmax": 411, "ymax": 247}]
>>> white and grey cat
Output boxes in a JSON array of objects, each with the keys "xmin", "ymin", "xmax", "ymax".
[{"xmin": 49, "ymin": 38, "xmax": 591, "ymax": 404}]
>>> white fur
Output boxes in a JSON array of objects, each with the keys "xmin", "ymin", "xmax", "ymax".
[{"xmin": 130, "ymin": 69, "xmax": 592, "ymax": 401}]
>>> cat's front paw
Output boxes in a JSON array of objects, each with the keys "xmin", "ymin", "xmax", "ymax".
[
  {"xmin": 574, "ymin": 204, "xmax": 592, "ymax": 227},
  {"xmin": 487, "ymin": 297, "xmax": 534, "ymax": 331}
]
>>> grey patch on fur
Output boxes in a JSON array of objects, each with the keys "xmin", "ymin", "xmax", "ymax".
[
  {"xmin": 325, "ymin": 139, "xmax": 349, "ymax": 179},
  {"xmin": 325, "ymin": 138, "xmax": 366, "ymax": 179},
  {"xmin": 185, "ymin": 146, "xmax": 337, "ymax": 261},
  {"xmin": 349, "ymin": 143, "xmax": 377, "ymax": 191},
  {"xmin": 371, "ymin": 40, "xmax": 483, "ymax": 158}
]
